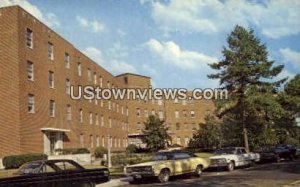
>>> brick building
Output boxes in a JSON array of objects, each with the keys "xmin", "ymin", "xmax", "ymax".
[{"xmin": 0, "ymin": 6, "xmax": 215, "ymax": 158}]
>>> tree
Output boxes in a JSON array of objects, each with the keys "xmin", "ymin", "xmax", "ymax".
[
  {"xmin": 208, "ymin": 25, "xmax": 286, "ymax": 151},
  {"xmin": 189, "ymin": 114, "xmax": 222, "ymax": 149},
  {"xmin": 141, "ymin": 115, "xmax": 171, "ymax": 152}
]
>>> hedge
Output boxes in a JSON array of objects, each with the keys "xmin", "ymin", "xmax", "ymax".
[
  {"xmin": 3, "ymin": 153, "xmax": 48, "ymax": 169},
  {"xmin": 94, "ymin": 147, "xmax": 107, "ymax": 158}
]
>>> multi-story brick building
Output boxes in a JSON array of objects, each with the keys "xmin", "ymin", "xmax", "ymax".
[{"xmin": 0, "ymin": 6, "xmax": 215, "ymax": 158}]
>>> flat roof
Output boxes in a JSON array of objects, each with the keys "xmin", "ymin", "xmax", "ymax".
[{"xmin": 115, "ymin": 73, "xmax": 151, "ymax": 79}]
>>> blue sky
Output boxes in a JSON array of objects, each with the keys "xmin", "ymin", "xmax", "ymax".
[{"xmin": 1, "ymin": 0, "xmax": 300, "ymax": 89}]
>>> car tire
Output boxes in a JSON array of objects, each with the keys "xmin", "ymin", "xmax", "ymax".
[
  {"xmin": 129, "ymin": 177, "xmax": 141, "ymax": 184},
  {"xmin": 158, "ymin": 169, "xmax": 170, "ymax": 183},
  {"xmin": 227, "ymin": 161, "xmax": 235, "ymax": 171},
  {"xmin": 194, "ymin": 165, "xmax": 203, "ymax": 177}
]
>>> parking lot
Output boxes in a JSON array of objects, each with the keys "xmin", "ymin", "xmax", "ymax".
[{"xmin": 99, "ymin": 159, "xmax": 300, "ymax": 187}]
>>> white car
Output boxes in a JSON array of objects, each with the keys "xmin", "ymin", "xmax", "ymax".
[{"xmin": 209, "ymin": 147, "xmax": 260, "ymax": 171}]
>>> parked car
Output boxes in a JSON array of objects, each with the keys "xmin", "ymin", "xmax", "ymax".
[
  {"xmin": 209, "ymin": 147, "xmax": 260, "ymax": 171},
  {"xmin": 124, "ymin": 151, "xmax": 209, "ymax": 183},
  {"xmin": 254, "ymin": 146, "xmax": 281, "ymax": 163},
  {"xmin": 0, "ymin": 159, "xmax": 110, "ymax": 187},
  {"xmin": 274, "ymin": 144, "xmax": 297, "ymax": 161}
]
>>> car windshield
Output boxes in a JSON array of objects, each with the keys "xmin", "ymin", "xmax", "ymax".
[
  {"xmin": 215, "ymin": 148, "xmax": 236, "ymax": 155},
  {"xmin": 18, "ymin": 162, "xmax": 42, "ymax": 174}
]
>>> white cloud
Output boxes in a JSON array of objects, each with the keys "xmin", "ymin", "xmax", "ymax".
[
  {"xmin": 76, "ymin": 16, "xmax": 105, "ymax": 33},
  {"xmin": 142, "ymin": 64, "xmax": 157, "ymax": 76},
  {"xmin": 146, "ymin": 38, "xmax": 217, "ymax": 70},
  {"xmin": 83, "ymin": 47, "xmax": 136, "ymax": 75},
  {"xmin": 149, "ymin": 0, "xmax": 300, "ymax": 38},
  {"xmin": 280, "ymin": 48, "xmax": 300, "ymax": 69},
  {"xmin": 0, "ymin": 0, "xmax": 60, "ymax": 27}
]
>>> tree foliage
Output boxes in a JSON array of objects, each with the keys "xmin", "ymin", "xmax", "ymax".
[
  {"xmin": 208, "ymin": 25, "xmax": 286, "ymax": 151},
  {"xmin": 189, "ymin": 114, "xmax": 222, "ymax": 149},
  {"xmin": 141, "ymin": 115, "xmax": 171, "ymax": 152}
]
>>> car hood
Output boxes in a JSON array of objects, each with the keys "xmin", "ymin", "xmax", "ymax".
[{"xmin": 126, "ymin": 160, "xmax": 168, "ymax": 167}]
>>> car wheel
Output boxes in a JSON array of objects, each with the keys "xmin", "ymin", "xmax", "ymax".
[
  {"xmin": 194, "ymin": 165, "xmax": 203, "ymax": 177},
  {"xmin": 158, "ymin": 169, "xmax": 170, "ymax": 183},
  {"xmin": 227, "ymin": 161, "xmax": 235, "ymax": 171},
  {"xmin": 129, "ymin": 177, "xmax": 141, "ymax": 184}
]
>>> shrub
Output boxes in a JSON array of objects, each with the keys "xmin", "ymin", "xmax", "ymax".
[
  {"xmin": 126, "ymin": 144, "xmax": 138, "ymax": 153},
  {"xmin": 94, "ymin": 146, "xmax": 107, "ymax": 158},
  {"xmin": 3, "ymin": 153, "xmax": 48, "ymax": 169},
  {"xmin": 55, "ymin": 148, "xmax": 90, "ymax": 155}
]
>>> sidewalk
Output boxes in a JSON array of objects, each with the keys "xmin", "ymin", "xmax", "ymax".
[{"xmin": 96, "ymin": 177, "xmax": 131, "ymax": 187}]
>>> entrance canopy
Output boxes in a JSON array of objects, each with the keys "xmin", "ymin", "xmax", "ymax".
[{"xmin": 40, "ymin": 127, "xmax": 70, "ymax": 132}]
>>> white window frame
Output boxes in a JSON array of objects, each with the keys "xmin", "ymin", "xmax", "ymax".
[
  {"xmin": 65, "ymin": 52, "xmax": 70, "ymax": 69},
  {"xmin": 48, "ymin": 42, "xmax": 54, "ymax": 60},
  {"xmin": 27, "ymin": 61, "xmax": 34, "ymax": 81},
  {"xmin": 48, "ymin": 71, "xmax": 54, "ymax": 88},
  {"xmin": 49, "ymin": 100, "xmax": 55, "ymax": 117},
  {"xmin": 66, "ymin": 104, "xmax": 72, "ymax": 121},
  {"xmin": 26, "ymin": 28, "xmax": 33, "ymax": 49},
  {"xmin": 28, "ymin": 94, "xmax": 35, "ymax": 113}
]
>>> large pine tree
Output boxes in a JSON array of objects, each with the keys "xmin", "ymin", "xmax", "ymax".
[{"xmin": 208, "ymin": 25, "xmax": 286, "ymax": 151}]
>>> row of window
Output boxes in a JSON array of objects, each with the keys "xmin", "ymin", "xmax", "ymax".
[
  {"xmin": 26, "ymin": 28, "xmax": 115, "ymax": 87},
  {"xmin": 136, "ymin": 122, "xmax": 198, "ymax": 131},
  {"xmin": 136, "ymin": 108, "xmax": 195, "ymax": 118},
  {"xmin": 28, "ymin": 95, "xmax": 129, "ymax": 130},
  {"xmin": 79, "ymin": 134, "xmax": 128, "ymax": 149}
]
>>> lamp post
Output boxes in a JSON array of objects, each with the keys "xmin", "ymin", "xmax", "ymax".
[{"xmin": 107, "ymin": 134, "xmax": 112, "ymax": 168}]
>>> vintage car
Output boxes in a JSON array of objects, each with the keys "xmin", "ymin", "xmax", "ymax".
[
  {"xmin": 124, "ymin": 151, "xmax": 209, "ymax": 183},
  {"xmin": 209, "ymin": 147, "xmax": 260, "ymax": 171},
  {"xmin": 274, "ymin": 144, "xmax": 298, "ymax": 161},
  {"xmin": 0, "ymin": 159, "xmax": 109, "ymax": 187},
  {"xmin": 254, "ymin": 146, "xmax": 281, "ymax": 163}
]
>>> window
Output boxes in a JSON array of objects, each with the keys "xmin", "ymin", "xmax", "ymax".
[
  {"xmin": 144, "ymin": 109, "xmax": 148, "ymax": 117},
  {"xmin": 49, "ymin": 100, "xmax": 55, "ymax": 117},
  {"xmin": 94, "ymin": 98, "xmax": 98, "ymax": 105},
  {"xmin": 27, "ymin": 61, "xmax": 34, "ymax": 81},
  {"xmin": 159, "ymin": 111, "xmax": 164, "ymax": 119},
  {"xmin": 126, "ymin": 107, "xmax": 129, "ymax": 116},
  {"xmin": 136, "ymin": 108, "xmax": 141, "ymax": 117},
  {"xmin": 185, "ymin": 137, "xmax": 189, "ymax": 146},
  {"xmin": 48, "ymin": 42, "xmax": 54, "ymax": 60},
  {"xmin": 102, "ymin": 136, "xmax": 105, "ymax": 147},
  {"xmin": 116, "ymin": 104, "xmax": 119, "ymax": 113},
  {"xmin": 95, "ymin": 113, "xmax": 99, "ymax": 125},
  {"xmin": 80, "ymin": 134, "xmax": 84, "ymax": 147},
  {"xmin": 183, "ymin": 110, "xmax": 187, "ymax": 118},
  {"xmin": 137, "ymin": 122, "xmax": 142, "ymax": 130},
  {"xmin": 87, "ymin": 68, "xmax": 91, "ymax": 82},
  {"xmin": 192, "ymin": 123, "xmax": 197, "ymax": 130},
  {"xmin": 100, "ymin": 100, "xmax": 103, "ymax": 107},
  {"xmin": 89, "ymin": 112, "xmax": 93, "ymax": 125},
  {"xmin": 107, "ymin": 81, "xmax": 110, "ymax": 88},
  {"xmin": 26, "ymin": 28, "xmax": 33, "ymax": 48},
  {"xmin": 65, "ymin": 52, "xmax": 70, "ymax": 69},
  {"xmin": 176, "ymin": 137, "xmax": 181, "ymax": 145},
  {"xmin": 28, "ymin": 94, "xmax": 35, "ymax": 113},
  {"xmin": 191, "ymin": 111, "xmax": 195, "ymax": 118},
  {"xmin": 96, "ymin": 136, "xmax": 100, "ymax": 147},
  {"xmin": 118, "ymin": 139, "xmax": 121, "ymax": 148},
  {"xmin": 151, "ymin": 109, "xmax": 155, "ymax": 115},
  {"xmin": 99, "ymin": 76, "xmax": 103, "ymax": 87},
  {"xmin": 77, "ymin": 63, "xmax": 82, "ymax": 76},
  {"xmin": 66, "ymin": 104, "xmax": 71, "ymax": 121},
  {"xmin": 48, "ymin": 71, "xmax": 54, "ymax": 88},
  {"xmin": 90, "ymin": 135, "xmax": 94, "ymax": 148},
  {"xmin": 101, "ymin": 115, "xmax": 104, "ymax": 126},
  {"xmin": 175, "ymin": 111, "xmax": 179, "ymax": 118},
  {"xmin": 174, "ymin": 98, "xmax": 178, "ymax": 103},
  {"xmin": 124, "ymin": 77, "xmax": 128, "ymax": 84},
  {"xmin": 108, "ymin": 101, "xmax": 111, "ymax": 110},
  {"xmin": 94, "ymin": 72, "xmax": 97, "ymax": 84},
  {"xmin": 182, "ymin": 100, "xmax": 187, "ymax": 105},
  {"xmin": 176, "ymin": 123, "xmax": 180, "ymax": 130},
  {"xmin": 157, "ymin": 99, "xmax": 163, "ymax": 105},
  {"xmin": 109, "ymin": 117, "xmax": 112, "ymax": 128},
  {"xmin": 79, "ymin": 109, "xmax": 83, "ymax": 123},
  {"xmin": 66, "ymin": 79, "xmax": 70, "ymax": 94}
]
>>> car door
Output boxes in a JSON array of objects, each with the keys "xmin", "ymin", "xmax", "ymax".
[
  {"xmin": 236, "ymin": 148, "xmax": 246, "ymax": 166},
  {"xmin": 173, "ymin": 153, "xmax": 190, "ymax": 174}
]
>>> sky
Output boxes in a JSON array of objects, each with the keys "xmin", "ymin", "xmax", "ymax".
[{"xmin": 1, "ymin": 0, "xmax": 299, "ymax": 89}]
